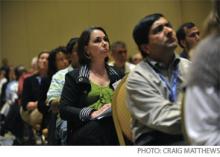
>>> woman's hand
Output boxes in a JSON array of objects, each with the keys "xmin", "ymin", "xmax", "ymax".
[
  {"xmin": 27, "ymin": 101, "xmax": 38, "ymax": 111},
  {"xmin": 90, "ymin": 103, "xmax": 111, "ymax": 119}
]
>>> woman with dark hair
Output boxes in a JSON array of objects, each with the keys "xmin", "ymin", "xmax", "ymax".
[
  {"xmin": 46, "ymin": 37, "xmax": 79, "ymax": 145},
  {"xmin": 47, "ymin": 46, "xmax": 69, "ymax": 78},
  {"xmin": 60, "ymin": 26, "xmax": 123, "ymax": 145}
]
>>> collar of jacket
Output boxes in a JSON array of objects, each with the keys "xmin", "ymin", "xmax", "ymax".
[
  {"xmin": 144, "ymin": 54, "xmax": 180, "ymax": 72},
  {"xmin": 75, "ymin": 64, "xmax": 121, "ymax": 91}
]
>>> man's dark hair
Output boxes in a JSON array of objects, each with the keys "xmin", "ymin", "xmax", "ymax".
[
  {"xmin": 15, "ymin": 65, "xmax": 27, "ymax": 80},
  {"xmin": 133, "ymin": 13, "xmax": 164, "ymax": 57},
  {"xmin": 176, "ymin": 22, "xmax": 196, "ymax": 48},
  {"xmin": 111, "ymin": 41, "xmax": 127, "ymax": 53}
]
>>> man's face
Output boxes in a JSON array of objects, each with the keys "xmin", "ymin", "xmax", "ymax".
[
  {"xmin": 183, "ymin": 26, "xmax": 200, "ymax": 50},
  {"xmin": 145, "ymin": 17, "xmax": 177, "ymax": 62},
  {"xmin": 112, "ymin": 46, "xmax": 127, "ymax": 65}
]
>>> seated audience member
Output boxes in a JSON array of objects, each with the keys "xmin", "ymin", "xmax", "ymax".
[
  {"xmin": 1, "ymin": 66, "xmax": 26, "ymax": 116},
  {"xmin": 110, "ymin": 41, "xmax": 135, "ymax": 75},
  {"xmin": 184, "ymin": 0, "xmax": 220, "ymax": 145},
  {"xmin": 46, "ymin": 37, "xmax": 79, "ymax": 145},
  {"xmin": 0, "ymin": 65, "xmax": 26, "ymax": 143},
  {"xmin": 0, "ymin": 66, "xmax": 11, "ymax": 109},
  {"xmin": 0, "ymin": 58, "xmax": 10, "ymax": 107},
  {"xmin": 0, "ymin": 66, "xmax": 18, "ymax": 118},
  {"xmin": 17, "ymin": 56, "xmax": 38, "ymax": 106},
  {"xmin": 0, "ymin": 58, "xmax": 10, "ymax": 81},
  {"xmin": 60, "ymin": 26, "xmax": 123, "ymax": 145},
  {"xmin": 0, "ymin": 69, "xmax": 7, "ymax": 107},
  {"xmin": 176, "ymin": 22, "xmax": 200, "ymax": 60},
  {"xmin": 0, "ymin": 66, "xmax": 11, "ymax": 135},
  {"xmin": 126, "ymin": 13, "xmax": 190, "ymax": 145},
  {"xmin": 20, "ymin": 50, "xmax": 49, "ymax": 144}
]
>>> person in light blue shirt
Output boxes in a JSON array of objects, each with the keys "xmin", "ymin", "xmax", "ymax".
[{"xmin": 46, "ymin": 37, "xmax": 79, "ymax": 145}]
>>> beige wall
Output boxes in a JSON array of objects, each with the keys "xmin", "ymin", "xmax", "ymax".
[{"xmin": 1, "ymin": 0, "xmax": 212, "ymax": 68}]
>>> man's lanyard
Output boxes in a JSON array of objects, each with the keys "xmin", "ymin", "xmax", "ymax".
[
  {"xmin": 147, "ymin": 60, "xmax": 179, "ymax": 102},
  {"xmin": 157, "ymin": 67, "xmax": 179, "ymax": 102}
]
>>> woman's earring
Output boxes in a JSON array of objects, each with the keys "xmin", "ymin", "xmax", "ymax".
[
  {"xmin": 84, "ymin": 47, "xmax": 91, "ymax": 59},
  {"xmin": 85, "ymin": 52, "xmax": 91, "ymax": 59}
]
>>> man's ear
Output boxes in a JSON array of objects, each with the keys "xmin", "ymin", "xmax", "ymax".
[{"xmin": 140, "ymin": 44, "xmax": 150, "ymax": 55}]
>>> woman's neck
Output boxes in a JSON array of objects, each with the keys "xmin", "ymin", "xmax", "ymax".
[
  {"xmin": 89, "ymin": 61, "xmax": 110, "ymax": 86},
  {"xmin": 90, "ymin": 61, "xmax": 106, "ymax": 75}
]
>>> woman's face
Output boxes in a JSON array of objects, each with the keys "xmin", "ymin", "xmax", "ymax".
[
  {"xmin": 86, "ymin": 29, "xmax": 109, "ymax": 62},
  {"xmin": 55, "ymin": 51, "xmax": 69, "ymax": 70},
  {"xmin": 38, "ymin": 52, "xmax": 49, "ymax": 72}
]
